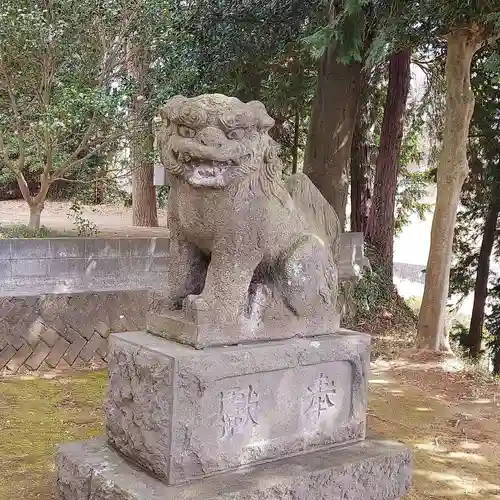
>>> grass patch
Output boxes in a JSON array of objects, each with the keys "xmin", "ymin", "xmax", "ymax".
[
  {"xmin": 0, "ymin": 224, "xmax": 69, "ymax": 239},
  {"xmin": 0, "ymin": 371, "xmax": 107, "ymax": 500}
]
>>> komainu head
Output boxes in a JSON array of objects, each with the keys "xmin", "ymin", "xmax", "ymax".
[{"xmin": 157, "ymin": 94, "xmax": 280, "ymax": 189}]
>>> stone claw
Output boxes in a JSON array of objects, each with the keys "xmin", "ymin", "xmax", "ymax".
[{"xmin": 183, "ymin": 295, "xmax": 211, "ymax": 312}]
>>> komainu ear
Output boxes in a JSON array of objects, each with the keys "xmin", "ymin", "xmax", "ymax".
[{"xmin": 248, "ymin": 100, "xmax": 275, "ymax": 130}]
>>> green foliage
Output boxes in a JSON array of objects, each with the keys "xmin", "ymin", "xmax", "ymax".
[
  {"xmin": 395, "ymin": 168, "xmax": 432, "ymax": 236},
  {"xmin": 156, "ymin": 185, "xmax": 170, "ymax": 209},
  {"xmin": 154, "ymin": 0, "xmax": 324, "ymax": 172},
  {"xmin": 0, "ymin": 0, "xmax": 132, "ymax": 220},
  {"xmin": 0, "ymin": 224, "xmax": 63, "ymax": 238},
  {"xmin": 67, "ymin": 201, "xmax": 99, "ymax": 237},
  {"xmin": 395, "ymin": 101, "xmax": 434, "ymax": 235},
  {"xmin": 353, "ymin": 264, "xmax": 395, "ymax": 317},
  {"xmin": 369, "ymin": 0, "xmax": 500, "ymax": 58},
  {"xmin": 303, "ymin": 0, "xmax": 377, "ymax": 64},
  {"xmin": 351, "ymin": 246, "xmax": 416, "ymax": 324},
  {"xmin": 486, "ymin": 281, "xmax": 500, "ymax": 373},
  {"xmin": 449, "ymin": 320, "xmax": 471, "ymax": 347}
]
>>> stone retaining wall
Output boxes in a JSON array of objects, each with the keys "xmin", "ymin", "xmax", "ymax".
[
  {"xmin": 0, "ymin": 290, "xmax": 147, "ymax": 374},
  {"xmin": 0, "ymin": 232, "xmax": 368, "ymax": 374},
  {"xmin": 0, "ymin": 237, "xmax": 169, "ymax": 281}
]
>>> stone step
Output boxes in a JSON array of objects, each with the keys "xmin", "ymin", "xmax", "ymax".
[{"xmin": 56, "ymin": 437, "xmax": 411, "ymax": 500}]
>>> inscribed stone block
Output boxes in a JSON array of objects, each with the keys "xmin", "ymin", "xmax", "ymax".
[{"xmin": 105, "ymin": 330, "xmax": 370, "ymax": 485}]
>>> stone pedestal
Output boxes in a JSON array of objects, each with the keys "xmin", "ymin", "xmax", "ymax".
[
  {"xmin": 56, "ymin": 330, "xmax": 411, "ymax": 499},
  {"xmin": 105, "ymin": 331, "xmax": 369, "ymax": 484}
]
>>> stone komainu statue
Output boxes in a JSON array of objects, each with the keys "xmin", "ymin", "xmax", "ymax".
[{"xmin": 157, "ymin": 94, "xmax": 341, "ymax": 333}]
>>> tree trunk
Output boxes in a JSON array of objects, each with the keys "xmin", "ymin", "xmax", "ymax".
[
  {"xmin": 350, "ymin": 120, "xmax": 373, "ymax": 233},
  {"xmin": 467, "ymin": 200, "xmax": 499, "ymax": 357},
  {"xmin": 304, "ymin": 49, "xmax": 362, "ymax": 229},
  {"xmin": 28, "ymin": 204, "xmax": 43, "ymax": 231},
  {"xmin": 129, "ymin": 42, "xmax": 158, "ymax": 227},
  {"xmin": 131, "ymin": 129, "xmax": 158, "ymax": 227},
  {"xmin": 416, "ymin": 27, "xmax": 484, "ymax": 351},
  {"xmin": 365, "ymin": 49, "xmax": 411, "ymax": 275},
  {"xmin": 493, "ymin": 350, "xmax": 500, "ymax": 376},
  {"xmin": 292, "ymin": 105, "xmax": 300, "ymax": 175},
  {"xmin": 16, "ymin": 172, "xmax": 49, "ymax": 232}
]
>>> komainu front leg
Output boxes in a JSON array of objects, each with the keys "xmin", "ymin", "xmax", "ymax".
[
  {"xmin": 184, "ymin": 249, "xmax": 261, "ymax": 324},
  {"xmin": 154, "ymin": 227, "xmax": 208, "ymax": 313}
]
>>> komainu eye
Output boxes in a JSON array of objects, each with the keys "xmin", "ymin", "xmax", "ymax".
[
  {"xmin": 227, "ymin": 128, "xmax": 245, "ymax": 140},
  {"xmin": 178, "ymin": 125, "xmax": 196, "ymax": 138}
]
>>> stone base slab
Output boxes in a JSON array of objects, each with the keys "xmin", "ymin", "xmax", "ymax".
[
  {"xmin": 105, "ymin": 330, "xmax": 370, "ymax": 484},
  {"xmin": 147, "ymin": 310, "xmax": 341, "ymax": 349},
  {"xmin": 56, "ymin": 437, "xmax": 411, "ymax": 500}
]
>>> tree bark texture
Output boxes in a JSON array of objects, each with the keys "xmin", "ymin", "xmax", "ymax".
[
  {"xmin": 28, "ymin": 205, "xmax": 42, "ymax": 232},
  {"xmin": 129, "ymin": 42, "xmax": 158, "ymax": 227},
  {"xmin": 16, "ymin": 171, "xmax": 50, "ymax": 231},
  {"xmin": 365, "ymin": 49, "xmax": 411, "ymax": 274},
  {"xmin": 350, "ymin": 118, "xmax": 374, "ymax": 234},
  {"xmin": 292, "ymin": 105, "xmax": 300, "ymax": 175},
  {"xmin": 417, "ymin": 27, "xmax": 484, "ymax": 351},
  {"xmin": 493, "ymin": 350, "xmax": 500, "ymax": 376},
  {"xmin": 467, "ymin": 200, "xmax": 499, "ymax": 357},
  {"xmin": 304, "ymin": 50, "xmax": 362, "ymax": 229}
]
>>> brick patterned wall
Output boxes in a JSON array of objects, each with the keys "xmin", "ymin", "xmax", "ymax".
[{"xmin": 0, "ymin": 290, "xmax": 147, "ymax": 374}]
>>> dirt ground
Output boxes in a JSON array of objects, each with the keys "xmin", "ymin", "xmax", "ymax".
[
  {"xmin": 0, "ymin": 200, "xmax": 170, "ymax": 237},
  {"xmin": 0, "ymin": 353, "xmax": 499, "ymax": 500}
]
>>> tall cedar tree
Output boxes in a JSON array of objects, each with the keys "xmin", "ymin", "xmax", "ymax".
[{"xmin": 365, "ymin": 48, "xmax": 411, "ymax": 273}]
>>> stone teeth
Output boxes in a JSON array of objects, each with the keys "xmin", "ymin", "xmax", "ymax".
[{"xmin": 184, "ymin": 153, "xmax": 192, "ymax": 162}]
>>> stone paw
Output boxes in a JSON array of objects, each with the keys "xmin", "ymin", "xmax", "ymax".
[{"xmin": 183, "ymin": 295, "xmax": 211, "ymax": 312}]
